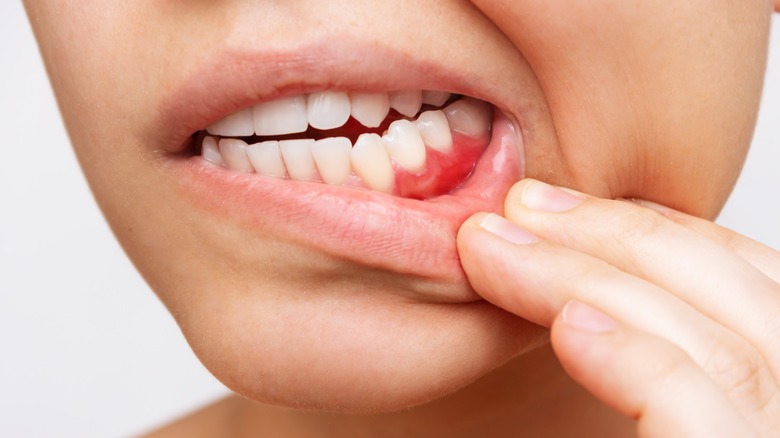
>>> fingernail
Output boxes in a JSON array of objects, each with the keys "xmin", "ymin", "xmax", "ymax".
[
  {"xmin": 562, "ymin": 301, "xmax": 618, "ymax": 333},
  {"xmin": 479, "ymin": 213, "xmax": 539, "ymax": 245},
  {"xmin": 521, "ymin": 180, "xmax": 584, "ymax": 212}
]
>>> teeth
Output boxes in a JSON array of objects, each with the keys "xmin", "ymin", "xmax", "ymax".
[
  {"xmin": 202, "ymin": 136, "xmax": 225, "ymax": 166},
  {"xmin": 207, "ymin": 107, "xmax": 254, "ymax": 137},
  {"xmin": 312, "ymin": 137, "xmax": 352, "ymax": 185},
  {"xmin": 253, "ymin": 95, "xmax": 308, "ymax": 136},
  {"xmin": 202, "ymin": 92, "xmax": 494, "ymax": 192},
  {"xmin": 352, "ymin": 134, "xmax": 395, "ymax": 193},
  {"xmin": 349, "ymin": 92, "xmax": 390, "ymax": 128},
  {"xmin": 279, "ymin": 139, "xmax": 316, "ymax": 181},
  {"xmin": 415, "ymin": 110, "xmax": 453, "ymax": 153},
  {"xmin": 219, "ymin": 138, "xmax": 254, "ymax": 172},
  {"xmin": 422, "ymin": 91, "xmax": 451, "ymax": 107},
  {"xmin": 443, "ymin": 97, "xmax": 491, "ymax": 137},
  {"xmin": 382, "ymin": 119, "xmax": 426, "ymax": 173},
  {"xmin": 247, "ymin": 141, "xmax": 286, "ymax": 178},
  {"xmin": 389, "ymin": 90, "xmax": 423, "ymax": 118},
  {"xmin": 208, "ymin": 91, "xmax": 483, "ymax": 139},
  {"xmin": 307, "ymin": 91, "xmax": 351, "ymax": 130}
]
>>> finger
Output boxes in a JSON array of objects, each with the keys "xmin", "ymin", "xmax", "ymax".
[
  {"xmin": 551, "ymin": 300, "xmax": 759, "ymax": 438},
  {"xmin": 458, "ymin": 212, "xmax": 697, "ymax": 329},
  {"xmin": 502, "ymin": 179, "xmax": 780, "ymax": 376},
  {"xmin": 458, "ymin": 212, "xmax": 726, "ymax": 361},
  {"xmin": 629, "ymin": 198, "xmax": 780, "ymax": 284},
  {"xmin": 458, "ymin": 213, "xmax": 780, "ymax": 421}
]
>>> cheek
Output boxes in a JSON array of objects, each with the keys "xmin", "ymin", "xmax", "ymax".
[{"xmin": 471, "ymin": 0, "xmax": 771, "ymax": 217}]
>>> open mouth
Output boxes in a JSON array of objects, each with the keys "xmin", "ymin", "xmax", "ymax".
[
  {"xmin": 194, "ymin": 90, "xmax": 492, "ymax": 200},
  {"xmin": 159, "ymin": 44, "xmax": 526, "ymax": 303}
]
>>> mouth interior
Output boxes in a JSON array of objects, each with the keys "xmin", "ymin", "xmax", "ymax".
[{"xmin": 191, "ymin": 90, "xmax": 493, "ymax": 200}]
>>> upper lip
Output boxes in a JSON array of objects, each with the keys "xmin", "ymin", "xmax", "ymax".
[
  {"xmin": 153, "ymin": 38, "xmax": 528, "ymax": 303},
  {"xmin": 154, "ymin": 38, "xmax": 523, "ymax": 153}
]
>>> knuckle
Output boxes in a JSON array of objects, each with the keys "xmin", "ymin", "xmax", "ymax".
[
  {"xmin": 700, "ymin": 337, "xmax": 775, "ymax": 413},
  {"xmin": 607, "ymin": 206, "xmax": 667, "ymax": 251}
]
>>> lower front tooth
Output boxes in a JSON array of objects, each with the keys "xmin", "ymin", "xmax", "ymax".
[
  {"xmin": 416, "ymin": 110, "xmax": 453, "ymax": 153},
  {"xmin": 312, "ymin": 137, "xmax": 352, "ymax": 185},
  {"xmin": 246, "ymin": 141, "xmax": 286, "ymax": 178},
  {"xmin": 352, "ymin": 133, "xmax": 395, "ymax": 193},
  {"xmin": 219, "ymin": 138, "xmax": 254, "ymax": 172},
  {"xmin": 382, "ymin": 119, "xmax": 426, "ymax": 173},
  {"xmin": 279, "ymin": 139, "xmax": 316, "ymax": 181},
  {"xmin": 202, "ymin": 136, "xmax": 225, "ymax": 166}
]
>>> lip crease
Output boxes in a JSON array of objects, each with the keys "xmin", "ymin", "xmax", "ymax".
[{"xmin": 155, "ymin": 39, "xmax": 526, "ymax": 303}]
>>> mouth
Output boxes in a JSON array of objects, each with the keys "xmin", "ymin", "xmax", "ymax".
[
  {"xmin": 197, "ymin": 92, "xmax": 491, "ymax": 200},
  {"xmin": 156, "ymin": 42, "xmax": 526, "ymax": 303}
]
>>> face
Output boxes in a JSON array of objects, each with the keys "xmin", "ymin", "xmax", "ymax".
[{"xmin": 26, "ymin": 0, "xmax": 773, "ymax": 412}]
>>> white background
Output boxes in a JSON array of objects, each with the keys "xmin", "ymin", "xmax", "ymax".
[{"xmin": 1, "ymin": 2, "xmax": 778, "ymax": 437}]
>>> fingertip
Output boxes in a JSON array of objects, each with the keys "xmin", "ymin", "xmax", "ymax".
[
  {"xmin": 456, "ymin": 212, "xmax": 492, "ymax": 250},
  {"xmin": 561, "ymin": 300, "xmax": 620, "ymax": 334},
  {"xmin": 459, "ymin": 211, "xmax": 493, "ymax": 232},
  {"xmin": 504, "ymin": 178, "xmax": 536, "ymax": 213},
  {"xmin": 458, "ymin": 212, "xmax": 539, "ymax": 246},
  {"xmin": 550, "ymin": 301, "xmax": 622, "ymax": 386},
  {"xmin": 504, "ymin": 179, "xmax": 591, "ymax": 219}
]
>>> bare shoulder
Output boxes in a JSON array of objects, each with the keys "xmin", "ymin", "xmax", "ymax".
[{"xmin": 139, "ymin": 396, "xmax": 241, "ymax": 438}]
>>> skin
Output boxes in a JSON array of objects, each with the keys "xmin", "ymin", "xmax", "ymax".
[{"xmin": 24, "ymin": 0, "xmax": 779, "ymax": 436}]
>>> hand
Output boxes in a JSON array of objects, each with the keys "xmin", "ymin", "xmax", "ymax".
[{"xmin": 457, "ymin": 179, "xmax": 780, "ymax": 437}]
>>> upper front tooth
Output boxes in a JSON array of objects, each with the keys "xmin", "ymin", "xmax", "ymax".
[
  {"xmin": 349, "ymin": 92, "xmax": 390, "ymax": 128},
  {"xmin": 247, "ymin": 140, "xmax": 286, "ymax": 178},
  {"xmin": 382, "ymin": 119, "xmax": 426, "ymax": 173},
  {"xmin": 307, "ymin": 91, "xmax": 351, "ymax": 130},
  {"xmin": 219, "ymin": 138, "xmax": 254, "ymax": 172},
  {"xmin": 253, "ymin": 96, "xmax": 308, "ymax": 136},
  {"xmin": 279, "ymin": 139, "xmax": 316, "ymax": 181},
  {"xmin": 416, "ymin": 110, "xmax": 453, "ymax": 153},
  {"xmin": 422, "ymin": 91, "xmax": 451, "ymax": 107},
  {"xmin": 207, "ymin": 107, "xmax": 254, "ymax": 137},
  {"xmin": 443, "ymin": 97, "xmax": 491, "ymax": 137},
  {"xmin": 389, "ymin": 91, "xmax": 423, "ymax": 118},
  {"xmin": 312, "ymin": 137, "xmax": 352, "ymax": 185}
]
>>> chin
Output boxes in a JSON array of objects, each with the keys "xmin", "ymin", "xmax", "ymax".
[{"xmin": 162, "ymin": 275, "xmax": 545, "ymax": 413}]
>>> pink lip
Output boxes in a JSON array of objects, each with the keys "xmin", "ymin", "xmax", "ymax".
[{"xmin": 156, "ymin": 40, "xmax": 526, "ymax": 303}]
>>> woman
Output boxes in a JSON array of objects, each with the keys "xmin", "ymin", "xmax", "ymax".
[{"xmin": 23, "ymin": 1, "xmax": 780, "ymax": 435}]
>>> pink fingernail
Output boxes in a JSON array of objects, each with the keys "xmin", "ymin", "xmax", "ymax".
[
  {"xmin": 521, "ymin": 180, "xmax": 584, "ymax": 213},
  {"xmin": 562, "ymin": 301, "xmax": 618, "ymax": 333},
  {"xmin": 479, "ymin": 213, "xmax": 539, "ymax": 245}
]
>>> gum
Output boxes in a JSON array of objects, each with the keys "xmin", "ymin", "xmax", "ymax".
[{"xmin": 392, "ymin": 132, "xmax": 489, "ymax": 199}]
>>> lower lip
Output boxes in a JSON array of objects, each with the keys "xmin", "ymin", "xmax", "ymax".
[{"xmin": 167, "ymin": 111, "xmax": 524, "ymax": 303}]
